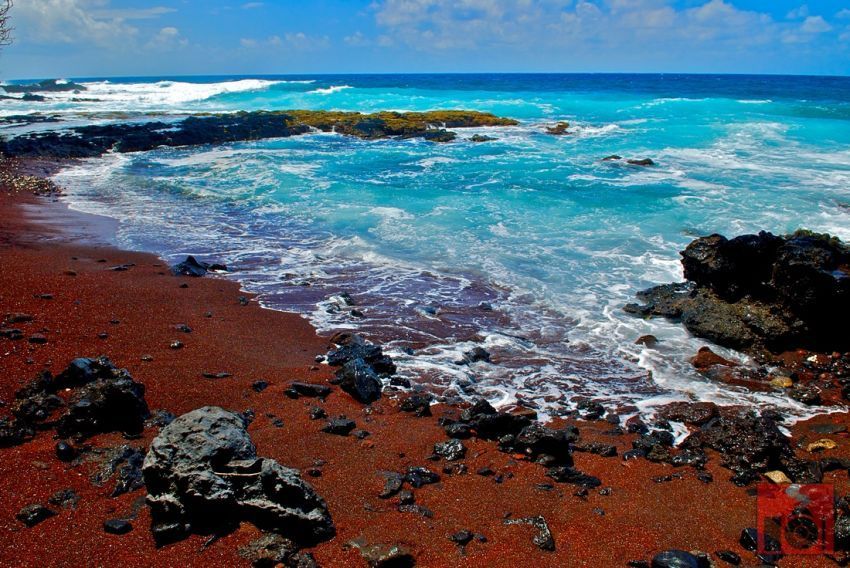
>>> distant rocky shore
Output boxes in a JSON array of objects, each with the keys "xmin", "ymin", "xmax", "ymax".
[{"xmin": 1, "ymin": 110, "xmax": 519, "ymax": 159}]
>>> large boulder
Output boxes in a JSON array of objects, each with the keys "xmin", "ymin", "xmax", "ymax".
[
  {"xmin": 142, "ymin": 407, "xmax": 334, "ymax": 546},
  {"xmin": 627, "ymin": 230, "xmax": 850, "ymax": 353}
]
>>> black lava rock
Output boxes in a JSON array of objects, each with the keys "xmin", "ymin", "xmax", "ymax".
[
  {"xmin": 379, "ymin": 472, "xmax": 405, "ymax": 499},
  {"xmin": 400, "ymin": 394, "xmax": 432, "ymax": 417},
  {"xmin": 545, "ymin": 466, "xmax": 602, "ymax": 488},
  {"xmin": 171, "ymin": 256, "xmax": 226, "ymax": 277},
  {"xmin": 405, "ymin": 467, "xmax": 441, "ymax": 488},
  {"xmin": 715, "ymin": 550, "xmax": 741, "ymax": 565},
  {"xmin": 56, "ymin": 369, "xmax": 150, "ymax": 440},
  {"xmin": 626, "ymin": 230, "xmax": 850, "ymax": 353},
  {"xmin": 450, "ymin": 530, "xmax": 474, "ymax": 546},
  {"xmin": 335, "ymin": 359, "xmax": 382, "ymax": 404},
  {"xmin": 289, "ymin": 382, "xmax": 332, "ymax": 399},
  {"xmin": 434, "ymin": 439, "xmax": 466, "ymax": 461},
  {"xmin": 142, "ymin": 406, "xmax": 334, "ymax": 546},
  {"xmin": 103, "ymin": 519, "xmax": 133, "ymax": 535},
  {"xmin": 321, "ymin": 417, "xmax": 356, "ymax": 436},
  {"xmin": 16, "ymin": 504, "xmax": 55, "ymax": 527},
  {"xmin": 444, "ymin": 421, "xmax": 472, "ymax": 439},
  {"xmin": 650, "ymin": 550, "xmax": 707, "ymax": 568},
  {"xmin": 55, "ymin": 440, "xmax": 75, "ymax": 462}
]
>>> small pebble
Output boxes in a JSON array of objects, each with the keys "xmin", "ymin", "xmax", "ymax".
[
  {"xmin": 55, "ymin": 441, "xmax": 75, "ymax": 462},
  {"xmin": 103, "ymin": 519, "xmax": 133, "ymax": 535}
]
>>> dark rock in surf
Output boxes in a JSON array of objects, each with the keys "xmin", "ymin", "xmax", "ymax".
[
  {"xmin": 656, "ymin": 402, "xmax": 718, "ymax": 426},
  {"xmin": 626, "ymin": 230, "xmax": 850, "ymax": 353},
  {"xmin": 171, "ymin": 255, "xmax": 227, "ymax": 277},
  {"xmin": 545, "ymin": 122, "xmax": 570, "ymax": 135}
]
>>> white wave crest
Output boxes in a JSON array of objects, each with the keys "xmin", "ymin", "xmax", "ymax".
[{"xmin": 309, "ymin": 85, "xmax": 353, "ymax": 95}]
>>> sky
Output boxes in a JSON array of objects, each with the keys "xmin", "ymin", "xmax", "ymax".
[{"xmin": 2, "ymin": 0, "xmax": 850, "ymax": 79}]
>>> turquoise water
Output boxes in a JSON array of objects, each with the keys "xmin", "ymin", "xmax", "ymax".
[{"xmin": 16, "ymin": 74, "xmax": 850, "ymax": 420}]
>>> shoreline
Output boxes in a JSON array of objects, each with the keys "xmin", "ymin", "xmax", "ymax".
[{"xmin": 1, "ymin": 163, "xmax": 848, "ymax": 566}]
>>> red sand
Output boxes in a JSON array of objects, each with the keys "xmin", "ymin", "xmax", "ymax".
[{"xmin": 0, "ymin": 188, "xmax": 845, "ymax": 567}]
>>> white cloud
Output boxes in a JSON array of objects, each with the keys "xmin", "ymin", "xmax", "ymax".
[
  {"xmin": 14, "ymin": 0, "xmax": 178, "ymax": 51},
  {"xmin": 786, "ymin": 5, "xmax": 809, "ymax": 20},
  {"xmin": 371, "ymin": 0, "xmax": 779, "ymax": 53},
  {"xmin": 344, "ymin": 31, "xmax": 369, "ymax": 46},
  {"xmin": 837, "ymin": 9, "xmax": 850, "ymax": 19},
  {"xmin": 242, "ymin": 2, "xmax": 265, "ymax": 9},
  {"xmin": 91, "ymin": 7, "xmax": 176, "ymax": 20},
  {"xmin": 239, "ymin": 33, "xmax": 330, "ymax": 51},
  {"xmin": 14, "ymin": 0, "xmax": 140, "ymax": 46},
  {"xmin": 801, "ymin": 15, "xmax": 832, "ymax": 34},
  {"xmin": 147, "ymin": 26, "xmax": 188, "ymax": 50}
]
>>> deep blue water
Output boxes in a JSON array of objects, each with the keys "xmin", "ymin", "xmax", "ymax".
[{"xmin": 6, "ymin": 73, "xmax": 850, "ymax": 421}]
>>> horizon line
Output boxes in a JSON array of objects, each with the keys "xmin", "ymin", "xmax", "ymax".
[{"xmin": 4, "ymin": 71, "xmax": 850, "ymax": 83}]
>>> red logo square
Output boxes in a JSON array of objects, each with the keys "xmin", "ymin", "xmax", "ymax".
[{"xmin": 757, "ymin": 483, "xmax": 834, "ymax": 555}]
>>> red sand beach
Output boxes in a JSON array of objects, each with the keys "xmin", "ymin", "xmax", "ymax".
[{"xmin": 0, "ymin": 171, "xmax": 847, "ymax": 567}]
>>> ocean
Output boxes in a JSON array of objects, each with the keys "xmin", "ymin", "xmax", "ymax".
[{"xmin": 5, "ymin": 73, "xmax": 850, "ymax": 422}]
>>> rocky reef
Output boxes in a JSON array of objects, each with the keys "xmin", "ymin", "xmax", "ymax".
[
  {"xmin": 1, "ymin": 110, "xmax": 520, "ymax": 159},
  {"xmin": 1, "ymin": 79, "xmax": 87, "ymax": 94},
  {"xmin": 625, "ymin": 230, "xmax": 850, "ymax": 354}
]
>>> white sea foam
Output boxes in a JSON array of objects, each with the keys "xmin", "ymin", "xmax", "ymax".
[
  {"xmin": 58, "ymin": 79, "xmax": 281, "ymax": 105},
  {"xmin": 310, "ymin": 85, "xmax": 353, "ymax": 95}
]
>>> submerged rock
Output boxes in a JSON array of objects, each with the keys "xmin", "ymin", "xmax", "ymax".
[
  {"xmin": 545, "ymin": 122, "xmax": 570, "ymax": 135},
  {"xmin": 142, "ymin": 406, "xmax": 334, "ymax": 546}
]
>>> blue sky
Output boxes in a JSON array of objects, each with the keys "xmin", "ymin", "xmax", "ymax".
[{"xmin": 3, "ymin": 0, "xmax": 850, "ymax": 79}]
